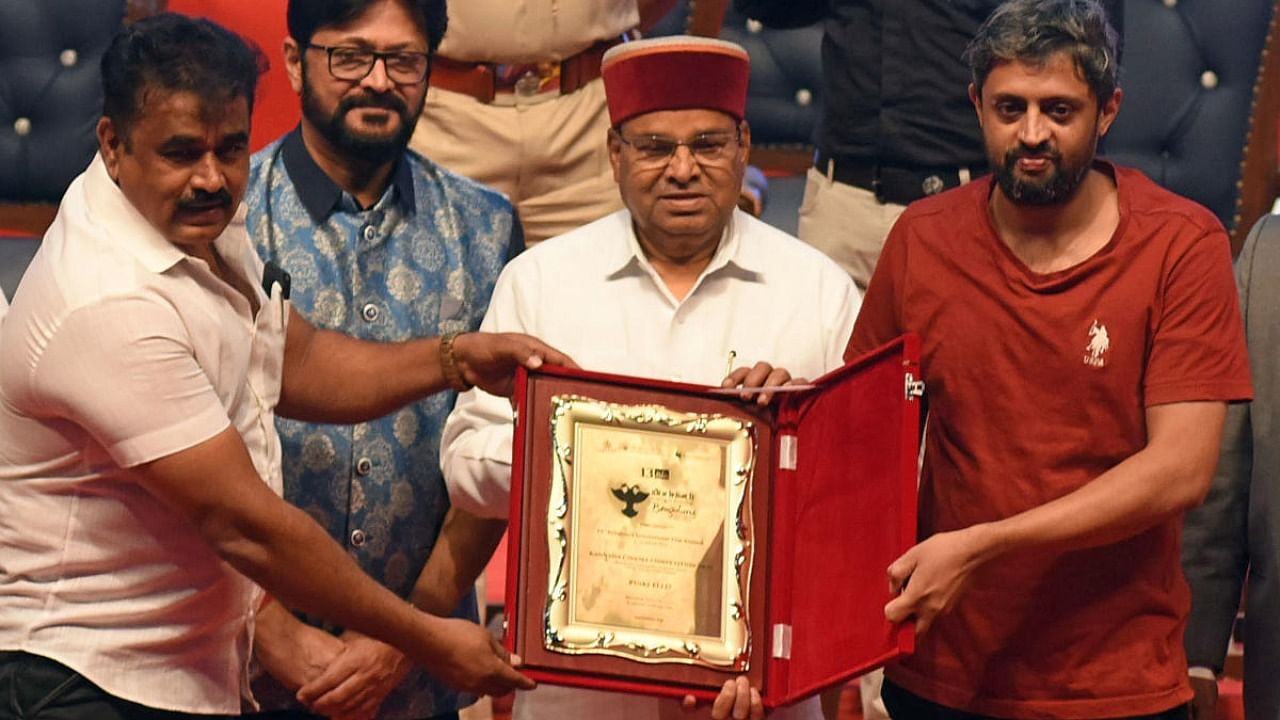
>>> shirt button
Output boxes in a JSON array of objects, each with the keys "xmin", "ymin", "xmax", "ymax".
[
  {"xmin": 362, "ymin": 225, "xmax": 376, "ymax": 242},
  {"xmin": 361, "ymin": 303, "xmax": 380, "ymax": 322},
  {"xmin": 355, "ymin": 457, "xmax": 373, "ymax": 476},
  {"xmin": 60, "ymin": 49, "xmax": 78, "ymax": 67},
  {"xmin": 351, "ymin": 529, "xmax": 367, "ymax": 547},
  {"xmin": 1200, "ymin": 70, "xmax": 1219, "ymax": 89},
  {"xmin": 13, "ymin": 117, "xmax": 31, "ymax": 137}
]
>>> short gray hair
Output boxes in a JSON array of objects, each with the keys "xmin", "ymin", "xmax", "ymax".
[{"xmin": 964, "ymin": 0, "xmax": 1120, "ymax": 103}]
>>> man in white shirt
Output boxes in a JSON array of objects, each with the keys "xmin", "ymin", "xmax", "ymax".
[
  {"xmin": 436, "ymin": 36, "xmax": 860, "ymax": 720},
  {"xmin": 0, "ymin": 14, "xmax": 569, "ymax": 718}
]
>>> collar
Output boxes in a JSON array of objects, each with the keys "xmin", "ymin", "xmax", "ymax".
[
  {"xmin": 82, "ymin": 153, "xmax": 255, "ymax": 279},
  {"xmin": 280, "ymin": 125, "xmax": 416, "ymax": 224},
  {"xmin": 83, "ymin": 153, "xmax": 187, "ymax": 274},
  {"xmin": 606, "ymin": 209, "xmax": 764, "ymax": 288}
]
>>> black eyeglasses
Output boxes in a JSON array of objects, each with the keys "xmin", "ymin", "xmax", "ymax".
[
  {"xmin": 305, "ymin": 43, "xmax": 431, "ymax": 84},
  {"xmin": 614, "ymin": 128, "xmax": 742, "ymax": 168}
]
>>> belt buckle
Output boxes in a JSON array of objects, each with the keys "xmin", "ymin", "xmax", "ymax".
[
  {"xmin": 514, "ymin": 70, "xmax": 542, "ymax": 98},
  {"xmin": 871, "ymin": 168, "xmax": 886, "ymax": 203},
  {"xmin": 495, "ymin": 62, "xmax": 561, "ymax": 101}
]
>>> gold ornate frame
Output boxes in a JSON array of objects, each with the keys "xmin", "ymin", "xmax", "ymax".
[{"xmin": 544, "ymin": 394, "xmax": 756, "ymax": 670}]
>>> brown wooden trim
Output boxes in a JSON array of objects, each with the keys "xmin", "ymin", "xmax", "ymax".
[
  {"xmin": 747, "ymin": 146, "xmax": 815, "ymax": 176},
  {"xmin": 0, "ymin": 205, "xmax": 56, "ymax": 238},
  {"xmin": 126, "ymin": 0, "xmax": 167, "ymax": 24},
  {"xmin": 687, "ymin": 0, "xmax": 730, "ymax": 37},
  {"xmin": 1233, "ymin": 0, "xmax": 1280, "ymax": 256}
]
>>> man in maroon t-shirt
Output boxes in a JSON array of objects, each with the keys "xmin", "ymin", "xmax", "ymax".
[{"xmin": 846, "ymin": 1, "xmax": 1253, "ymax": 718}]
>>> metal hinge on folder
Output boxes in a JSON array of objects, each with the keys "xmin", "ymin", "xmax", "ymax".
[
  {"xmin": 772, "ymin": 623, "xmax": 793, "ymax": 659},
  {"xmin": 905, "ymin": 373, "xmax": 925, "ymax": 401},
  {"xmin": 779, "ymin": 434, "xmax": 797, "ymax": 470}
]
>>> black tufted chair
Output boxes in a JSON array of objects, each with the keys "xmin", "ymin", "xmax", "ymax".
[
  {"xmin": 0, "ymin": 1, "xmax": 164, "ymax": 300},
  {"xmin": 719, "ymin": 11, "xmax": 821, "ymax": 172},
  {"xmin": 0, "ymin": 2, "xmax": 133, "ymax": 228},
  {"xmin": 1107, "ymin": 0, "xmax": 1280, "ymax": 253}
]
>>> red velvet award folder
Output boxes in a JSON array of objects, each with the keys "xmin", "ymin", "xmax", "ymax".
[{"xmin": 505, "ymin": 335, "xmax": 921, "ymax": 708}]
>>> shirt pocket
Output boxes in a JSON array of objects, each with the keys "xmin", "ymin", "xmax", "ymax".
[{"xmin": 251, "ymin": 289, "xmax": 289, "ymax": 409}]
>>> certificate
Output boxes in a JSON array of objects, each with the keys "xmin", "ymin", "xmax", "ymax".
[{"xmin": 544, "ymin": 395, "xmax": 755, "ymax": 670}]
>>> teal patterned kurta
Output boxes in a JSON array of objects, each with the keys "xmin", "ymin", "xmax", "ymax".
[{"xmin": 245, "ymin": 128, "xmax": 521, "ymax": 718}]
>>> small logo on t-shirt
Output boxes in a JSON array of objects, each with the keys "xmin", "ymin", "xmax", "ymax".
[{"xmin": 1084, "ymin": 320, "xmax": 1110, "ymax": 368}]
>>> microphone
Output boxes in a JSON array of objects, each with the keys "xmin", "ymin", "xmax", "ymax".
[{"xmin": 261, "ymin": 261, "xmax": 291, "ymax": 300}]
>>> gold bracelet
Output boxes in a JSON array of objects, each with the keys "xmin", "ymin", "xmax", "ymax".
[{"xmin": 439, "ymin": 331, "xmax": 472, "ymax": 392}]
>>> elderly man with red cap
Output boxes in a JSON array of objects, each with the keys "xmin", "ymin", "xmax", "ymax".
[{"xmin": 428, "ymin": 36, "xmax": 858, "ymax": 720}]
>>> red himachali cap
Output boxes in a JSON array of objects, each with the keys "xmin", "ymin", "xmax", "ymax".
[{"xmin": 601, "ymin": 35, "xmax": 751, "ymax": 127}]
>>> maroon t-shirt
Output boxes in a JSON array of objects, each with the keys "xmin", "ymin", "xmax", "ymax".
[{"xmin": 849, "ymin": 162, "xmax": 1253, "ymax": 718}]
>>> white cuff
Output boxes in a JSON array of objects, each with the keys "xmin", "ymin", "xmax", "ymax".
[{"xmin": 1187, "ymin": 666, "xmax": 1217, "ymax": 681}]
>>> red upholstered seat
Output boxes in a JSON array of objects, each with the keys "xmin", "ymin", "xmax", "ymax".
[{"xmin": 1218, "ymin": 678, "xmax": 1245, "ymax": 720}]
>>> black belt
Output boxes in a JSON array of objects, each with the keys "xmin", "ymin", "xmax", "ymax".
[{"xmin": 815, "ymin": 151, "xmax": 986, "ymax": 206}]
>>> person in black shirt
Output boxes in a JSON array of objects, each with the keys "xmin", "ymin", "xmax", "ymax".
[{"xmin": 733, "ymin": 0, "xmax": 1122, "ymax": 292}]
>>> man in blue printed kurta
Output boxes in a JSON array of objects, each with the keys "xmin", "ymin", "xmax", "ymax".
[{"xmin": 241, "ymin": 1, "xmax": 520, "ymax": 719}]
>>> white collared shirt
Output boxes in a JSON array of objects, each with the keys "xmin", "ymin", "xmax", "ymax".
[
  {"xmin": 441, "ymin": 208, "xmax": 860, "ymax": 519},
  {"xmin": 0, "ymin": 154, "xmax": 288, "ymax": 713}
]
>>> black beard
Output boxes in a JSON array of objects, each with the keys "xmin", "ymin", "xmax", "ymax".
[
  {"xmin": 994, "ymin": 144, "xmax": 1090, "ymax": 206},
  {"xmin": 301, "ymin": 71, "xmax": 422, "ymax": 165}
]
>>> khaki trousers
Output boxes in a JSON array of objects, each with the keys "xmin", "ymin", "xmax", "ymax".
[
  {"xmin": 410, "ymin": 79, "xmax": 623, "ymax": 246},
  {"xmin": 797, "ymin": 166, "xmax": 909, "ymax": 294}
]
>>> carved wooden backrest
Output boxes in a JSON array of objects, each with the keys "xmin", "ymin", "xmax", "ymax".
[{"xmin": 1234, "ymin": 1, "xmax": 1280, "ymax": 254}]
